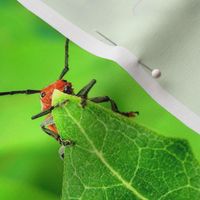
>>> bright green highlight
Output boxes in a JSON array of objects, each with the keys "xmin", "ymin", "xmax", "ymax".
[{"xmin": 52, "ymin": 91, "xmax": 200, "ymax": 200}]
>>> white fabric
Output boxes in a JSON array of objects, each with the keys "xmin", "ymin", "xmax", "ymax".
[{"xmin": 18, "ymin": 0, "xmax": 200, "ymax": 134}]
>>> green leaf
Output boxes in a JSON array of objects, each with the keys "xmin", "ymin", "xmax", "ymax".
[{"xmin": 52, "ymin": 90, "xmax": 200, "ymax": 200}]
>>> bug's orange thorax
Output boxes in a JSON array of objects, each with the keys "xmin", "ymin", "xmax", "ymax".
[{"xmin": 40, "ymin": 80, "xmax": 73, "ymax": 111}]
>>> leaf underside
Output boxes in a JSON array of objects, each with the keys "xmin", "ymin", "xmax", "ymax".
[{"xmin": 52, "ymin": 90, "xmax": 200, "ymax": 200}]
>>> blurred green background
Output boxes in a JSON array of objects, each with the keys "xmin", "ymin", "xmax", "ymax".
[{"xmin": 0, "ymin": 1, "xmax": 200, "ymax": 200}]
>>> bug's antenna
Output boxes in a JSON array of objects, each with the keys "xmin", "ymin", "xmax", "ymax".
[
  {"xmin": 0, "ymin": 90, "xmax": 41, "ymax": 96},
  {"xmin": 59, "ymin": 38, "xmax": 70, "ymax": 80}
]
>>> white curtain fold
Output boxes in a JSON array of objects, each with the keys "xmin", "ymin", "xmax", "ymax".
[{"xmin": 18, "ymin": 0, "xmax": 200, "ymax": 134}]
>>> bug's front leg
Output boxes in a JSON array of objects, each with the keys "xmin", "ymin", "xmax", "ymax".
[
  {"xmin": 76, "ymin": 79, "xmax": 96, "ymax": 107},
  {"xmin": 89, "ymin": 96, "xmax": 139, "ymax": 117},
  {"xmin": 32, "ymin": 99, "xmax": 69, "ymax": 120}
]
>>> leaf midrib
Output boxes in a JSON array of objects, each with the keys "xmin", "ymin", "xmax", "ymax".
[{"xmin": 64, "ymin": 107, "xmax": 148, "ymax": 200}]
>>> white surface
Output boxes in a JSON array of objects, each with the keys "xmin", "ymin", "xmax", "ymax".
[{"xmin": 17, "ymin": 0, "xmax": 200, "ymax": 134}]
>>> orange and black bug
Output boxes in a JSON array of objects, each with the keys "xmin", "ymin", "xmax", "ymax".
[{"xmin": 0, "ymin": 39, "xmax": 138, "ymax": 156}]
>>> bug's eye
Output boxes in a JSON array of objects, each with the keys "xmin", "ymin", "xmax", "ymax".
[
  {"xmin": 63, "ymin": 85, "xmax": 72, "ymax": 94},
  {"xmin": 40, "ymin": 92, "xmax": 46, "ymax": 98}
]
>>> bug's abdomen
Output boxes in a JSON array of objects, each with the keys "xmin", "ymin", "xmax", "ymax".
[{"xmin": 48, "ymin": 124, "xmax": 58, "ymax": 134}]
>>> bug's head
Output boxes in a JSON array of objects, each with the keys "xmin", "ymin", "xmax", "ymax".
[
  {"xmin": 40, "ymin": 80, "xmax": 73, "ymax": 110},
  {"xmin": 0, "ymin": 79, "xmax": 73, "ymax": 110}
]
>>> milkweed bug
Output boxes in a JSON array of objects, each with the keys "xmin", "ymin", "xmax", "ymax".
[{"xmin": 0, "ymin": 39, "xmax": 138, "ymax": 157}]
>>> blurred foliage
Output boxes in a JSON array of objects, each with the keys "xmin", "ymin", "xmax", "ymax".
[
  {"xmin": 0, "ymin": 0, "xmax": 200, "ymax": 200},
  {"xmin": 0, "ymin": 1, "xmax": 64, "ymax": 199}
]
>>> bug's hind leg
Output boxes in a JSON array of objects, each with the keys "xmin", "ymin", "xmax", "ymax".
[
  {"xmin": 76, "ymin": 79, "xmax": 96, "ymax": 108},
  {"xmin": 41, "ymin": 116, "xmax": 74, "ymax": 146},
  {"xmin": 59, "ymin": 145, "xmax": 66, "ymax": 160},
  {"xmin": 41, "ymin": 116, "xmax": 74, "ymax": 160},
  {"xmin": 89, "ymin": 96, "xmax": 139, "ymax": 117}
]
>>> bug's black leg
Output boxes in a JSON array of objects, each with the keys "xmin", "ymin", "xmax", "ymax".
[
  {"xmin": 89, "ymin": 96, "xmax": 139, "ymax": 117},
  {"xmin": 59, "ymin": 38, "xmax": 70, "ymax": 80},
  {"xmin": 31, "ymin": 100, "xmax": 69, "ymax": 120},
  {"xmin": 41, "ymin": 117, "xmax": 59, "ymax": 140},
  {"xmin": 76, "ymin": 79, "xmax": 97, "ymax": 107},
  {"xmin": 77, "ymin": 79, "xmax": 97, "ymax": 97},
  {"xmin": 32, "ymin": 107, "xmax": 54, "ymax": 120},
  {"xmin": 41, "ymin": 124, "xmax": 60, "ymax": 141}
]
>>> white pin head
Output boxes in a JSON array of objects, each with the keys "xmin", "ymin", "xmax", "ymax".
[
  {"xmin": 139, "ymin": 61, "xmax": 162, "ymax": 79},
  {"xmin": 152, "ymin": 69, "xmax": 161, "ymax": 79}
]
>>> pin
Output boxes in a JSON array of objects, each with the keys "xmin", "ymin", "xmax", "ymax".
[
  {"xmin": 95, "ymin": 31, "xmax": 162, "ymax": 79},
  {"xmin": 139, "ymin": 61, "xmax": 161, "ymax": 79},
  {"xmin": 95, "ymin": 30, "xmax": 117, "ymax": 46}
]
